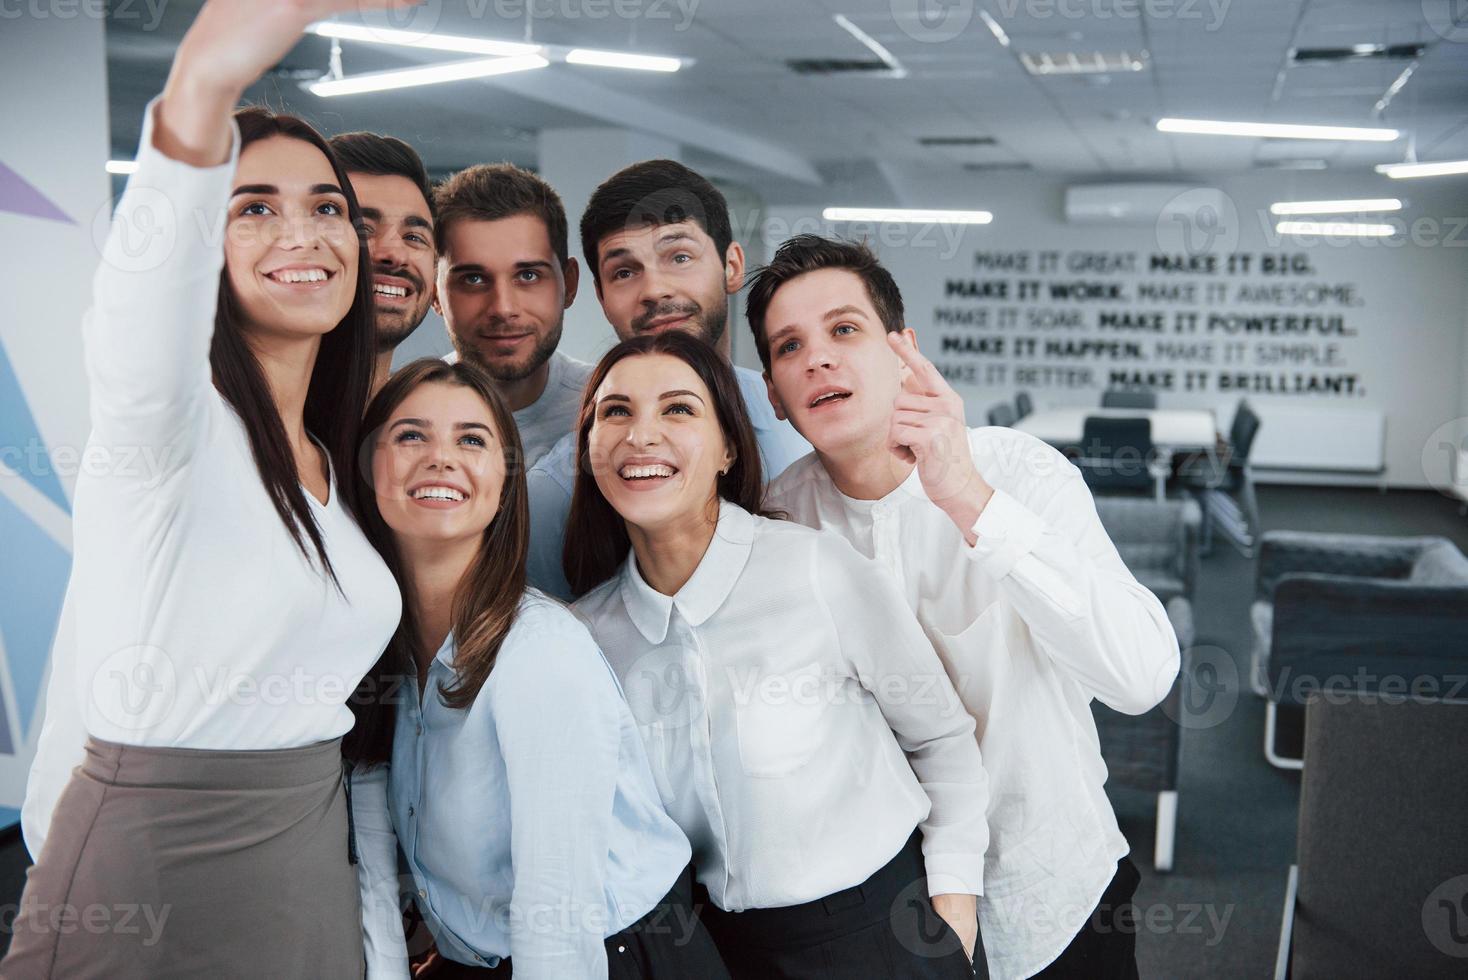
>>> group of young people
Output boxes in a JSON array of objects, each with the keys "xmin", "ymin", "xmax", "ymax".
[{"xmin": 8, "ymin": 2, "xmax": 1180, "ymax": 979}]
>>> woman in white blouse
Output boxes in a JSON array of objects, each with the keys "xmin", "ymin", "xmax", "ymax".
[
  {"xmin": 7, "ymin": 2, "xmax": 415, "ymax": 977},
  {"xmin": 345, "ymin": 358, "xmax": 728, "ymax": 980},
  {"xmin": 564, "ymin": 330, "xmax": 993, "ymax": 980}
]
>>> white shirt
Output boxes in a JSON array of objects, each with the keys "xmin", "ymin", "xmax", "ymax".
[
  {"xmin": 765, "ymin": 426, "xmax": 1180, "ymax": 980},
  {"xmin": 511, "ymin": 349, "xmax": 592, "ymax": 467},
  {"xmin": 571, "ymin": 501, "xmax": 990, "ymax": 912},
  {"xmin": 526, "ymin": 364, "xmax": 810, "ymax": 600},
  {"xmin": 22, "ymin": 101, "xmax": 402, "ymax": 857}
]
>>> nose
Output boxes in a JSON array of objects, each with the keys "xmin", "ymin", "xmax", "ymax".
[
  {"xmin": 487, "ymin": 283, "xmax": 518, "ymax": 323},
  {"xmin": 804, "ymin": 340, "xmax": 837, "ymax": 373},
  {"xmin": 625, "ymin": 412, "xmax": 663, "ymax": 449},
  {"xmin": 638, "ymin": 266, "xmax": 674, "ymax": 308},
  {"xmin": 372, "ymin": 229, "xmax": 408, "ymax": 271}
]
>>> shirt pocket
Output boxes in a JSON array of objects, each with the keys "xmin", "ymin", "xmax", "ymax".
[{"xmin": 732, "ymin": 659, "xmax": 828, "ymax": 778}]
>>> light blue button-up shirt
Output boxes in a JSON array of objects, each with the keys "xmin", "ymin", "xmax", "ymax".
[
  {"xmin": 526, "ymin": 365, "xmax": 811, "ymax": 600},
  {"xmin": 354, "ymin": 591, "xmax": 691, "ymax": 979}
]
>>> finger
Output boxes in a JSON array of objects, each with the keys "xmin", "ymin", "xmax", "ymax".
[
  {"xmin": 892, "ymin": 410, "xmax": 933, "ymax": 430},
  {"xmin": 893, "ymin": 392, "xmax": 938, "ymax": 414},
  {"xmin": 890, "ymin": 421, "xmax": 926, "ymax": 451},
  {"xmin": 886, "ymin": 331, "xmax": 944, "ymax": 393},
  {"xmin": 889, "ymin": 442, "xmax": 916, "ymax": 464}
]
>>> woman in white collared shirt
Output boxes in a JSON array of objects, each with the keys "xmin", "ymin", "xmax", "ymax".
[{"xmin": 563, "ymin": 330, "xmax": 992, "ymax": 980}]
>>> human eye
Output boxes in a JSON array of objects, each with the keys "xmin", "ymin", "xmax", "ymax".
[
  {"xmin": 458, "ymin": 433, "xmax": 487, "ymax": 448},
  {"xmin": 777, "ymin": 338, "xmax": 800, "ymax": 356},
  {"xmin": 516, "ymin": 269, "xmax": 540, "ymax": 283},
  {"xmin": 601, "ymin": 403, "xmax": 630, "ymax": 418},
  {"xmin": 316, "ymin": 200, "xmax": 346, "ymax": 217},
  {"xmin": 240, "ymin": 201, "xmax": 273, "ymax": 217},
  {"xmin": 405, "ymin": 232, "xmax": 429, "ymax": 246},
  {"xmin": 665, "ymin": 401, "xmax": 696, "ymax": 416},
  {"xmin": 610, "ymin": 267, "xmax": 634, "ymax": 281},
  {"xmin": 393, "ymin": 428, "xmax": 426, "ymax": 443},
  {"xmin": 834, "ymin": 323, "xmax": 858, "ymax": 336},
  {"xmin": 460, "ymin": 273, "xmax": 484, "ymax": 286}
]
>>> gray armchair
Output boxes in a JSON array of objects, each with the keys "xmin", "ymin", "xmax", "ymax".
[
  {"xmin": 1251, "ymin": 531, "xmax": 1468, "ymax": 769},
  {"xmin": 1091, "ymin": 497, "xmax": 1200, "ymax": 871}
]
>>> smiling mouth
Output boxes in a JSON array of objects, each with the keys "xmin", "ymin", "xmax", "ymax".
[
  {"xmin": 809, "ymin": 391, "xmax": 852, "ymax": 409},
  {"xmin": 374, "ymin": 282, "xmax": 411, "ymax": 300},
  {"xmin": 266, "ymin": 268, "xmax": 334, "ymax": 285},
  {"xmin": 411, "ymin": 486, "xmax": 467, "ymax": 502},
  {"xmin": 619, "ymin": 463, "xmax": 678, "ymax": 481}
]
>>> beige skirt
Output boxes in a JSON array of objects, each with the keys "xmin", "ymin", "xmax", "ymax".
[{"xmin": 1, "ymin": 736, "xmax": 363, "ymax": 980}]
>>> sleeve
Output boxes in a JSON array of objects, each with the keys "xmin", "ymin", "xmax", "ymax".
[
  {"xmin": 351, "ymin": 764, "xmax": 411, "ymax": 980},
  {"xmin": 526, "ymin": 437, "xmax": 576, "ymax": 601},
  {"xmin": 815, "ymin": 536, "xmax": 990, "ymax": 898},
  {"xmin": 489, "ymin": 612, "xmax": 617, "ymax": 980},
  {"xmin": 83, "ymin": 97, "xmax": 239, "ymax": 472},
  {"xmin": 966, "ymin": 431, "xmax": 1180, "ymax": 715},
  {"xmin": 21, "ymin": 590, "xmax": 85, "ymax": 860}
]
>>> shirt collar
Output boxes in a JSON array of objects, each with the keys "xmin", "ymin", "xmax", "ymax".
[
  {"xmin": 431, "ymin": 631, "xmax": 457, "ymax": 669},
  {"xmin": 618, "ymin": 499, "xmax": 757, "ymax": 644},
  {"xmin": 831, "ymin": 460, "xmax": 926, "ymax": 513}
]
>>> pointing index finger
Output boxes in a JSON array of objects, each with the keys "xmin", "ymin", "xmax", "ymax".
[{"xmin": 888, "ymin": 331, "xmax": 943, "ymax": 392}]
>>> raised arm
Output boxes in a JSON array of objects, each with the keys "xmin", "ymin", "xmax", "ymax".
[
  {"xmin": 489, "ymin": 611, "xmax": 620, "ymax": 979},
  {"xmin": 86, "ymin": 0, "xmax": 419, "ymax": 460}
]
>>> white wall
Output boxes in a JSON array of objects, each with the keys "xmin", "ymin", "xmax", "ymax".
[
  {"xmin": 763, "ymin": 168, "xmax": 1468, "ymax": 489},
  {"xmin": 0, "ymin": 13, "xmax": 109, "ymax": 818}
]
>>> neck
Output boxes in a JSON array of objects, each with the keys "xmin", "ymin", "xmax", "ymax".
[
  {"xmin": 398, "ymin": 534, "xmax": 481, "ymax": 675},
  {"xmin": 247, "ymin": 330, "xmax": 321, "ymax": 453},
  {"xmin": 496, "ymin": 356, "xmax": 553, "ymax": 413},
  {"xmin": 626, "ymin": 503, "xmax": 720, "ymax": 597},
  {"xmin": 371, "ymin": 349, "xmax": 395, "ymax": 400},
  {"xmin": 714, "ymin": 327, "xmax": 732, "ymax": 360},
  {"xmin": 819, "ymin": 436, "xmax": 913, "ymax": 501}
]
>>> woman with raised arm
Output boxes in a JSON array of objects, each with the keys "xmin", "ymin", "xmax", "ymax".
[
  {"xmin": 565, "ymin": 331, "xmax": 993, "ymax": 980},
  {"xmin": 6, "ymin": 2, "xmax": 419, "ymax": 976},
  {"xmin": 346, "ymin": 358, "xmax": 728, "ymax": 980}
]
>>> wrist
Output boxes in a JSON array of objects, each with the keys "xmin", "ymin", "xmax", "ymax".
[{"xmin": 938, "ymin": 473, "xmax": 993, "ymax": 540}]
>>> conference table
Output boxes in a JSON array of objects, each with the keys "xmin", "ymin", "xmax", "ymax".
[{"xmin": 1014, "ymin": 407, "xmax": 1220, "ymax": 500}]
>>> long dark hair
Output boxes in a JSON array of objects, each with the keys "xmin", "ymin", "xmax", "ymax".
[
  {"xmin": 562, "ymin": 331, "xmax": 765, "ymax": 596},
  {"xmin": 344, "ymin": 358, "xmax": 530, "ymax": 765},
  {"xmin": 213, "ymin": 107, "xmax": 377, "ymax": 585}
]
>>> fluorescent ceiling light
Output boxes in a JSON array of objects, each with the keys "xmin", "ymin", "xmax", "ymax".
[
  {"xmin": 1276, "ymin": 220, "xmax": 1395, "ymax": 237},
  {"xmin": 564, "ymin": 49, "xmax": 681, "ymax": 72},
  {"xmin": 1375, "ymin": 159, "xmax": 1468, "ymax": 179},
  {"xmin": 1021, "ymin": 51, "xmax": 1147, "ymax": 75},
  {"xmin": 307, "ymin": 22, "xmax": 540, "ymax": 57},
  {"xmin": 824, "ymin": 207, "xmax": 992, "ymax": 225},
  {"xmin": 308, "ymin": 54, "xmax": 548, "ymax": 97},
  {"xmin": 979, "ymin": 10, "xmax": 1011, "ymax": 48},
  {"xmin": 1269, "ymin": 198, "xmax": 1402, "ymax": 215},
  {"xmin": 832, "ymin": 14, "xmax": 906, "ymax": 78},
  {"xmin": 1157, "ymin": 117, "xmax": 1398, "ymax": 141},
  {"xmin": 105, "ymin": 160, "xmax": 138, "ymax": 175}
]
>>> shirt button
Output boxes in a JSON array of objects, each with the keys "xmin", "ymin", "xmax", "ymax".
[
  {"xmin": 617, "ymin": 946, "xmax": 626, "ymax": 954},
  {"xmin": 418, "ymin": 889, "xmax": 426, "ymax": 898},
  {"xmin": 407, "ymin": 805, "xmax": 415, "ymax": 817},
  {"xmin": 417, "ymin": 724, "xmax": 424, "ymax": 735}
]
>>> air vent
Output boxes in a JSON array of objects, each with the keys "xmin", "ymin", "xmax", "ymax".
[
  {"xmin": 787, "ymin": 58, "xmax": 891, "ymax": 75},
  {"xmin": 920, "ymin": 136, "xmax": 997, "ymax": 147},
  {"xmin": 963, "ymin": 161, "xmax": 1032, "ymax": 172},
  {"xmin": 1291, "ymin": 44, "xmax": 1424, "ymax": 64}
]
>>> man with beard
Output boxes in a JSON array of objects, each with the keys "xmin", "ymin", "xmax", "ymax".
[
  {"xmin": 432, "ymin": 163, "xmax": 589, "ymax": 466},
  {"xmin": 328, "ymin": 132, "xmax": 437, "ymax": 394},
  {"xmin": 525, "ymin": 160, "xmax": 810, "ymax": 598}
]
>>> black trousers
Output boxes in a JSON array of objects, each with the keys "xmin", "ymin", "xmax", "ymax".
[
  {"xmin": 433, "ymin": 865, "xmax": 730, "ymax": 979},
  {"xmin": 1030, "ymin": 856, "xmax": 1141, "ymax": 980},
  {"xmin": 699, "ymin": 830, "xmax": 986, "ymax": 980}
]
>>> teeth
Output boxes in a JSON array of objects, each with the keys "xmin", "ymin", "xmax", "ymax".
[
  {"xmin": 272, "ymin": 268, "xmax": 328, "ymax": 284},
  {"xmin": 412, "ymin": 486, "xmax": 466, "ymax": 502},
  {"xmin": 811, "ymin": 391, "xmax": 848, "ymax": 407},
  {"xmin": 374, "ymin": 284, "xmax": 408, "ymax": 297},
  {"xmin": 620, "ymin": 464, "xmax": 676, "ymax": 480}
]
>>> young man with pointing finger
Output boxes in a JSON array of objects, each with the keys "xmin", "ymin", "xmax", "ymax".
[{"xmin": 753, "ymin": 236, "xmax": 1179, "ymax": 980}]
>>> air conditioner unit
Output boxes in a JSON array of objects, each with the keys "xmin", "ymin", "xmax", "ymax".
[{"xmin": 1064, "ymin": 183, "xmax": 1226, "ymax": 225}]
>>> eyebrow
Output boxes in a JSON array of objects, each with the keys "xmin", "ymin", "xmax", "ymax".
[
  {"xmin": 360, "ymin": 206, "xmax": 433, "ymax": 230},
  {"xmin": 598, "ymin": 229, "xmax": 698, "ymax": 269},
  {"xmin": 390, "ymin": 418, "xmax": 493, "ymax": 433},
  {"xmin": 596, "ymin": 390, "xmax": 705, "ymax": 404},
  {"xmin": 231, "ymin": 182, "xmax": 345, "ymax": 198}
]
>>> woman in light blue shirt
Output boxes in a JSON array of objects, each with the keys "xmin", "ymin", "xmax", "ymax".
[{"xmin": 346, "ymin": 357, "xmax": 728, "ymax": 980}]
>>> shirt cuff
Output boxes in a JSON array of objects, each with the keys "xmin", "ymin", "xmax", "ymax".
[
  {"xmin": 925, "ymin": 857, "xmax": 986, "ymax": 900},
  {"xmin": 964, "ymin": 487, "xmax": 1046, "ymax": 580}
]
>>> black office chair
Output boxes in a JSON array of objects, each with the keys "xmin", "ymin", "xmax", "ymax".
[
  {"xmin": 1275, "ymin": 694, "xmax": 1468, "ymax": 979},
  {"xmin": 987, "ymin": 402, "xmax": 1017, "ymax": 427},
  {"xmin": 1101, "ymin": 389, "xmax": 1158, "ymax": 410},
  {"xmin": 1075, "ymin": 416, "xmax": 1159, "ymax": 496},
  {"xmin": 1178, "ymin": 400, "xmax": 1262, "ymax": 554},
  {"xmin": 1014, "ymin": 391, "xmax": 1033, "ymax": 420}
]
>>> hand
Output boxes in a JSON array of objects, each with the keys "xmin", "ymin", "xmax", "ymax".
[
  {"xmin": 886, "ymin": 332, "xmax": 993, "ymax": 538},
  {"xmin": 409, "ymin": 947, "xmax": 442, "ymax": 978},
  {"xmin": 931, "ymin": 892, "xmax": 979, "ymax": 963},
  {"xmin": 156, "ymin": 0, "xmax": 422, "ymax": 165}
]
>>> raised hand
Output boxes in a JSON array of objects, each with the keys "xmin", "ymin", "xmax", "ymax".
[
  {"xmin": 155, "ymin": 0, "xmax": 422, "ymax": 165},
  {"xmin": 887, "ymin": 331, "xmax": 994, "ymax": 537}
]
